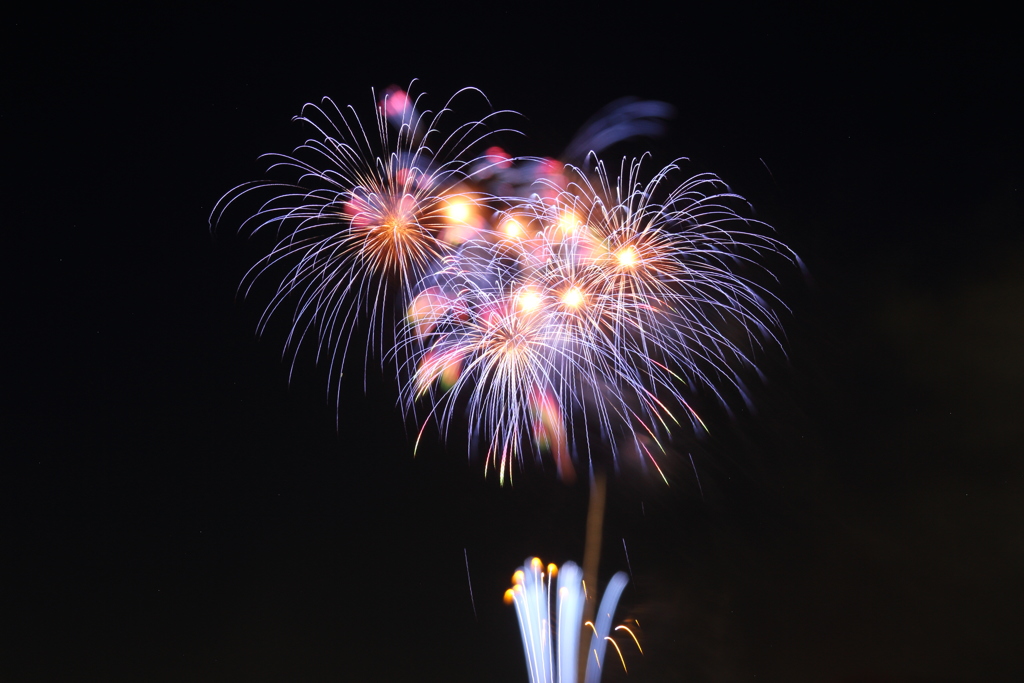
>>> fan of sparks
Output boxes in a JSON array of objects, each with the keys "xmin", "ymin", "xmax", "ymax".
[
  {"xmin": 505, "ymin": 557, "xmax": 638, "ymax": 683},
  {"xmin": 213, "ymin": 85, "xmax": 796, "ymax": 484}
]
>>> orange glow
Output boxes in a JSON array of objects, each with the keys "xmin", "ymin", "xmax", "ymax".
[
  {"xmin": 502, "ymin": 218, "xmax": 523, "ymax": 238},
  {"xmin": 440, "ymin": 359, "xmax": 462, "ymax": 389},
  {"xmin": 547, "ymin": 563, "xmax": 558, "ymax": 578},
  {"xmin": 382, "ymin": 217, "xmax": 409, "ymax": 237},
  {"xmin": 557, "ymin": 211, "xmax": 579, "ymax": 235},
  {"xmin": 512, "ymin": 569, "xmax": 525, "ymax": 585},
  {"xmin": 616, "ymin": 246, "xmax": 638, "ymax": 267},
  {"xmin": 503, "ymin": 588, "xmax": 516, "ymax": 605},
  {"xmin": 605, "ymin": 637, "xmax": 628, "ymax": 672},
  {"xmin": 446, "ymin": 198, "xmax": 472, "ymax": 223},
  {"xmin": 530, "ymin": 557, "xmax": 543, "ymax": 571},
  {"xmin": 561, "ymin": 286, "xmax": 584, "ymax": 308},
  {"xmin": 517, "ymin": 289, "xmax": 542, "ymax": 312}
]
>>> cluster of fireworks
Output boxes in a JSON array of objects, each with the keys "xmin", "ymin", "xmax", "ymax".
[
  {"xmin": 213, "ymin": 84, "xmax": 794, "ymax": 485},
  {"xmin": 505, "ymin": 557, "xmax": 636, "ymax": 683},
  {"xmin": 215, "ymin": 83, "xmax": 797, "ymax": 683}
]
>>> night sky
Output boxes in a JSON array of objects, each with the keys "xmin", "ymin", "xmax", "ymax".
[{"xmin": 6, "ymin": 6, "xmax": 1022, "ymax": 682}]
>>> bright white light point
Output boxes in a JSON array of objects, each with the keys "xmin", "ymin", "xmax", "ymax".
[
  {"xmin": 616, "ymin": 246, "xmax": 638, "ymax": 267},
  {"xmin": 558, "ymin": 211, "xmax": 578, "ymax": 234},
  {"xmin": 562, "ymin": 287, "xmax": 584, "ymax": 307},
  {"xmin": 447, "ymin": 200, "xmax": 471, "ymax": 222},
  {"xmin": 518, "ymin": 290, "xmax": 542, "ymax": 312},
  {"xmin": 503, "ymin": 218, "xmax": 522, "ymax": 237}
]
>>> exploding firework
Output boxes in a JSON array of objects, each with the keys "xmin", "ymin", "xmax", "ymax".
[
  {"xmin": 398, "ymin": 154, "xmax": 794, "ymax": 483},
  {"xmin": 215, "ymin": 84, "xmax": 796, "ymax": 481},
  {"xmin": 504, "ymin": 557, "xmax": 637, "ymax": 683},
  {"xmin": 214, "ymin": 84, "xmax": 797, "ymax": 683},
  {"xmin": 210, "ymin": 85, "xmax": 517, "ymax": 392}
]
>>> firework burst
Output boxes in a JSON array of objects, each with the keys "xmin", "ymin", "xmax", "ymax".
[
  {"xmin": 215, "ymin": 85, "xmax": 796, "ymax": 481},
  {"xmin": 210, "ymin": 85, "xmax": 517, "ymax": 391},
  {"xmin": 398, "ymin": 153, "xmax": 794, "ymax": 482}
]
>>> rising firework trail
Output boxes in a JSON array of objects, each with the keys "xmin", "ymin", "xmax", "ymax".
[{"xmin": 505, "ymin": 557, "xmax": 635, "ymax": 683}]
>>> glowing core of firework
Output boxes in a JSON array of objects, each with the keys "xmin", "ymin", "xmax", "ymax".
[
  {"xmin": 615, "ymin": 246, "xmax": 638, "ymax": 268},
  {"xmin": 561, "ymin": 286, "xmax": 584, "ymax": 308},
  {"xmin": 503, "ymin": 218, "xmax": 525, "ymax": 238}
]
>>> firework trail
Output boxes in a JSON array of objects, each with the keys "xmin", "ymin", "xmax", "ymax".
[
  {"xmin": 504, "ymin": 557, "xmax": 635, "ymax": 683},
  {"xmin": 214, "ymin": 84, "xmax": 796, "ymax": 482}
]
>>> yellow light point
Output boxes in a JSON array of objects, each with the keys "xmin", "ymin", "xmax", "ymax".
[
  {"xmin": 502, "ymin": 218, "xmax": 523, "ymax": 238},
  {"xmin": 512, "ymin": 569, "xmax": 525, "ymax": 585},
  {"xmin": 530, "ymin": 557, "xmax": 543, "ymax": 571},
  {"xmin": 558, "ymin": 211, "xmax": 579, "ymax": 235},
  {"xmin": 517, "ymin": 289, "xmax": 542, "ymax": 312},
  {"xmin": 446, "ymin": 199, "xmax": 471, "ymax": 223},
  {"xmin": 547, "ymin": 563, "xmax": 558, "ymax": 578},
  {"xmin": 616, "ymin": 246, "xmax": 639, "ymax": 268},
  {"xmin": 561, "ymin": 286, "xmax": 584, "ymax": 308},
  {"xmin": 503, "ymin": 588, "xmax": 516, "ymax": 605}
]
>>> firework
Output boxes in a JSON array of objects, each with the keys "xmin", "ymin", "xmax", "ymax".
[
  {"xmin": 215, "ymin": 84, "xmax": 795, "ymax": 481},
  {"xmin": 210, "ymin": 85, "xmax": 517, "ymax": 392},
  {"xmin": 504, "ymin": 557, "xmax": 634, "ymax": 683},
  {"xmin": 214, "ymin": 84, "xmax": 796, "ymax": 683},
  {"xmin": 398, "ymin": 154, "xmax": 793, "ymax": 483}
]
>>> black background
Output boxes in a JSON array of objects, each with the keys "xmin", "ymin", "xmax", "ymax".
[{"xmin": 6, "ymin": 5, "xmax": 1022, "ymax": 682}]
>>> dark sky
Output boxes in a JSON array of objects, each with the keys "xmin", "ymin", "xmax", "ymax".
[{"xmin": 6, "ymin": 5, "xmax": 1022, "ymax": 682}]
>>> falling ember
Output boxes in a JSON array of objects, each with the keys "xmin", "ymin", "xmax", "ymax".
[
  {"xmin": 557, "ymin": 211, "xmax": 580, "ymax": 236},
  {"xmin": 517, "ymin": 289, "xmax": 544, "ymax": 313}
]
